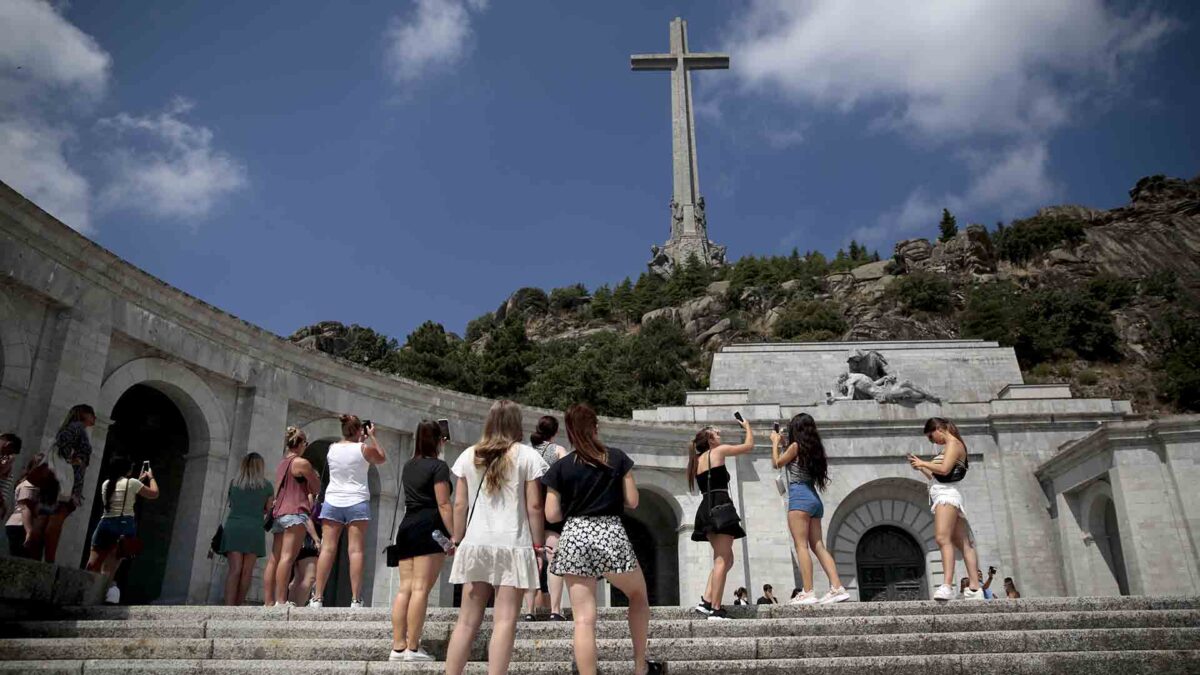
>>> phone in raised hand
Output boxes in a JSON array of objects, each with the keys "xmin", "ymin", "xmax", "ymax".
[
  {"xmin": 773, "ymin": 422, "xmax": 780, "ymax": 433},
  {"xmin": 437, "ymin": 419, "xmax": 451, "ymax": 442},
  {"xmin": 140, "ymin": 461, "xmax": 150, "ymax": 475},
  {"xmin": 733, "ymin": 411, "xmax": 745, "ymax": 424}
]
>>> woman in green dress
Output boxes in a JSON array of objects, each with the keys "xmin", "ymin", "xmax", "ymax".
[{"xmin": 221, "ymin": 453, "xmax": 273, "ymax": 605}]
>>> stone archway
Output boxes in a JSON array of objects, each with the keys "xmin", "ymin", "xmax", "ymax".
[
  {"xmin": 827, "ymin": 478, "xmax": 938, "ymax": 601},
  {"xmin": 95, "ymin": 358, "xmax": 231, "ymax": 604},
  {"xmin": 612, "ymin": 485, "xmax": 680, "ymax": 607},
  {"xmin": 1080, "ymin": 481, "xmax": 1129, "ymax": 596}
]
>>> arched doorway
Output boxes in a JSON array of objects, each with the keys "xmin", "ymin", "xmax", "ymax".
[
  {"xmin": 611, "ymin": 488, "xmax": 679, "ymax": 607},
  {"xmin": 855, "ymin": 525, "xmax": 926, "ymax": 602},
  {"xmin": 82, "ymin": 384, "xmax": 189, "ymax": 604},
  {"xmin": 1090, "ymin": 495, "xmax": 1130, "ymax": 596}
]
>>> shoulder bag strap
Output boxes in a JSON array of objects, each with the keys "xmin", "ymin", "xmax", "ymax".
[{"xmin": 464, "ymin": 473, "xmax": 483, "ymax": 531}]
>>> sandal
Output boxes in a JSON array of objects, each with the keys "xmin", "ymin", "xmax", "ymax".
[
  {"xmin": 549, "ymin": 612, "xmax": 568, "ymax": 621},
  {"xmin": 523, "ymin": 613, "xmax": 537, "ymax": 621}
]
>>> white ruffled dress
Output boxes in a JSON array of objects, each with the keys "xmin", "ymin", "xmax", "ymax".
[{"xmin": 449, "ymin": 443, "xmax": 548, "ymax": 589}]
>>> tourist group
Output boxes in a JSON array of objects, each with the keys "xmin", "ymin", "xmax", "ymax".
[{"xmin": 1, "ymin": 400, "xmax": 985, "ymax": 675}]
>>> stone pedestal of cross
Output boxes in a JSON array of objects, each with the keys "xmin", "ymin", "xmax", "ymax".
[{"xmin": 632, "ymin": 17, "xmax": 729, "ymax": 276}]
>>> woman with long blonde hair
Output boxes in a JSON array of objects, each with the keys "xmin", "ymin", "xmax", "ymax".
[
  {"xmin": 220, "ymin": 452, "xmax": 273, "ymax": 605},
  {"xmin": 443, "ymin": 400, "xmax": 547, "ymax": 675},
  {"xmin": 908, "ymin": 417, "xmax": 983, "ymax": 601}
]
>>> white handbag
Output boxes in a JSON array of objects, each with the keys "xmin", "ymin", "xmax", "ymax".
[{"xmin": 775, "ymin": 467, "xmax": 788, "ymax": 496}]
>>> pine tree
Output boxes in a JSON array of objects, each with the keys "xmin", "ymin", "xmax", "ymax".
[{"xmin": 939, "ymin": 208, "xmax": 959, "ymax": 242}]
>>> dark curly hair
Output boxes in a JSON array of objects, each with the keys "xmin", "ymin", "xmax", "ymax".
[{"xmin": 786, "ymin": 413, "xmax": 829, "ymax": 491}]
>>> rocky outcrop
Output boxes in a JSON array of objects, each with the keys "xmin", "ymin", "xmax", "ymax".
[
  {"xmin": 894, "ymin": 225, "xmax": 996, "ymax": 277},
  {"xmin": 290, "ymin": 321, "xmax": 352, "ymax": 354}
]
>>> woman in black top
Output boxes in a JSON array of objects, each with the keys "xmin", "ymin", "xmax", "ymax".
[
  {"xmin": 543, "ymin": 404, "xmax": 651, "ymax": 675},
  {"xmin": 388, "ymin": 420, "xmax": 454, "ymax": 662},
  {"xmin": 688, "ymin": 417, "xmax": 754, "ymax": 621}
]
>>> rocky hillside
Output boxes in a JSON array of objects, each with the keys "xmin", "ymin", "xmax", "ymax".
[{"xmin": 290, "ymin": 174, "xmax": 1200, "ymax": 417}]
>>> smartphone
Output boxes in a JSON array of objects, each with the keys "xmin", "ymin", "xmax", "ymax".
[
  {"xmin": 773, "ymin": 422, "xmax": 780, "ymax": 433},
  {"xmin": 733, "ymin": 411, "xmax": 744, "ymax": 423},
  {"xmin": 362, "ymin": 419, "xmax": 373, "ymax": 434},
  {"xmin": 140, "ymin": 460, "xmax": 150, "ymax": 475},
  {"xmin": 437, "ymin": 418, "xmax": 451, "ymax": 442}
]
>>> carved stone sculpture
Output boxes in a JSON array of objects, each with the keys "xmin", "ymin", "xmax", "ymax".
[{"xmin": 828, "ymin": 350, "xmax": 941, "ymax": 404}]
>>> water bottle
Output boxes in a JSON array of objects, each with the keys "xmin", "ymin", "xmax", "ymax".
[{"xmin": 431, "ymin": 530, "xmax": 454, "ymax": 552}]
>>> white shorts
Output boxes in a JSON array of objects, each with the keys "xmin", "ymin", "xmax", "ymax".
[{"xmin": 928, "ymin": 482, "xmax": 965, "ymax": 516}]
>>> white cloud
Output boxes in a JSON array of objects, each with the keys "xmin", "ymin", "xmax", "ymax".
[
  {"xmin": 726, "ymin": 0, "xmax": 1177, "ymax": 141},
  {"xmin": 854, "ymin": 142, "xmax": 1057, "ymax": 245},
  {"xmin": 0, "ymin": 118, "xmax": 91, "ymax": 230},
  {"xmin": 384, "ymin": 0, "xmax": 488, "ymax": 86},
  {"xmin": 0, "ymin": 0, "xmax": 110, "ymax": 232},
  {"xmin": 97, "ymin": 97, "xmax": 247, "ymax": 221},
  {"xmin": 763, "ymin": 127, "xmax": 805, "ymax": 149},
  {"xmin": 724, "ymin": 1, "xmax": 1177, "ymax": 244}
]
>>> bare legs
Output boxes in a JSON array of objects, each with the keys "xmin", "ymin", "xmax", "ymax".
[
  {"xmin": 263, "ymin": 525, "xmax": 305, "ymax": 606},
  {"xmin": 524, "ymin": 532, "xmax": 564, "ymax": 617},
  {"xmin": 43, "ymin": 507, "xmax": 70, "ymax": 563},
  {"xmin": 444, "ymin": 582, "xmax": 524, "ymax": 675},
  {"xmin": 313, "ymin": 519, "xmax": 369, "ymax": 603},
  {"xmin": 565, "ymin": 569, "xmax": 650, "ymax": 675},
  {"xmin": 934, "ymin": 504, "xmax": 979, "ymax": 590},
  {"xmin": 787, "ymin": 511, "xmax": 843, "ymax": 591},
  {"xmin": 288, "ymin": 556, "xmax": 317, "ymax": 605},
  {"xmin": 703, "ymin": 533, "xmax": 734, "ymax": 609},
  {"xmin": 391, "ymin": 552, "xmax": 445, "ymax": 652},
  {"xmin": 223, "ymin": 552, "xmax": 259, "ymax": 606}
]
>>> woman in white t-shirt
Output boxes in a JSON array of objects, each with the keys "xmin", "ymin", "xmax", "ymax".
[
  {"xmin": 444, "ymin": 400, "xmax": 548, "ymax": 675},
  {"xmin": 85, "ymin": 456, "xmax": 159, "ymax": 603},
  {"xmin": 310, "ymin": 414, "xmax": 386, "ymax": 608}
]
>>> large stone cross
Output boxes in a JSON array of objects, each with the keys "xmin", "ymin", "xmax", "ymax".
[{"xmin": 632, "ymin": 17, "xmax": 729, "ymax": 272}]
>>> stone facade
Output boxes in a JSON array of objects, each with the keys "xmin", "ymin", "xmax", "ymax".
[{"xmin": 2, "ymin": 179, "xmax": 1198, "ymax": 608}]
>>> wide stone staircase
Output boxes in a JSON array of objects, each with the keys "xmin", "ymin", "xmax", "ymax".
[{"xmin": 1, "ymin": 596, "xmax": 1198, "ymax": 674}]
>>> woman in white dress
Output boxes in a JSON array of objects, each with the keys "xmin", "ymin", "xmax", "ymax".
[{"xmin": 444, "ymin": 400, "xmax": 547, "ymax": 675}]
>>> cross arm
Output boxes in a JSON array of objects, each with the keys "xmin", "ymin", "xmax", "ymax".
[
  {"xmin": 681, "ymin": 53, "xmax": 730, "ymax": 70},
  {"xmin": 631, "ymin": 53, "xmax": 675, "ymax": 70}
]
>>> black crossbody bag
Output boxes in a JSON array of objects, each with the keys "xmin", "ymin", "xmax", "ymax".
[{"xmin": 701, "ymin": 457, "xmax": 741, "ymax": 531}]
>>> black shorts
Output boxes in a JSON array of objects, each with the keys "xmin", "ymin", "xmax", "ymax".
[{"xmin": 393, "ymin": 508, "xmax": 449, "ymax": 561}]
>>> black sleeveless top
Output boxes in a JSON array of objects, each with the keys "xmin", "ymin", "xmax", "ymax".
[{"xmin": 931, "ymin": 452, "xmax": 969, "ymax": 483}]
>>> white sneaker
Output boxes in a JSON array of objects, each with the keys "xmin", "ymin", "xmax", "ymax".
[
  {"xmin": 388, "ymin": 649, "xmax": 407, "ymax": 662},
  {"xmin": 790, "ymin": 590, "xmax": 819, "ymax": 605},
  {"xmin": 274, "ymin": 601, "xmax": 296, "ymax": 607},
  {"xmin": 962, "ymin": 587, "xmax": 985, "ymax": 601},
  {"xmin": 350, "ymin": 599, "xmax": 363, "ymax": 609},
  {"xmin": 819, "ymin": 587, "xmax": 851, "ymax": 604},
  {"xmin": 933, "ymin": 584, "xmax": 956, "ymax": 601},
  {"xmin": 104, "ymin": 585, "xmax": 120, "ymax": 604},
  {"xmin": 307, "ymin": 598, "xmax": 323, "ymax": 609},
  {"xmin": 404, "ymin": 648, "xmax": 434, "ymax": 662}
]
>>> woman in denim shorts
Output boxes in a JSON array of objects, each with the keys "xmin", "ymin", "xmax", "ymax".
[
  {"xmin": 310, "ymin": 414, "xmax": 386, "ymax": 608},
  {"xmin": 771, "ymin": 414, "xmax": 848, "ymax": 606},
  {"xmin": 262, "ymin": 427, "xmax": 320, "ymax": 606},
  {"xmin": 86, "ymin": 456, "xmax": 159, "ymax": 604}
]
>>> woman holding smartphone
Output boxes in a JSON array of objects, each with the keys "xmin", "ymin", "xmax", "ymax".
[
  {"xmin": 86, "ymin": 456, "xmax": 159, "ymax": 604},
  {"xmin": 311, "ymin": 414, "xmax": 386, "ymax": 608},
  {"xmin": 771, "ymin": 413, "xmax": 849, "ymax": 605},
  {"xmin": 688, "ymin": 415, "xmax": 753, "ymax": 621},
  {"xmin": 908, "ymin": 417, "xmax": 983, "ymax": 601}
]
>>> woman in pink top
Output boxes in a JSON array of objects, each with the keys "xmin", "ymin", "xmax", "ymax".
[{"xmin": 262, "ymin": 426, "xmax": 320, "ymax": 607}]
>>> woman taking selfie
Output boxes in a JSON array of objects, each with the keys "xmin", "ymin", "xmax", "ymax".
[
  {"xmin": 387, "ymin": 420, "xmax": 454, "ymax": 662},
  {"xmin": 544, "ymin": 404, "xmax": 651, "ymax": 675},
  {"xmin": 908, "ymin": 417, "xmax": 983, "ymax": 601},
  {"xmin": 86, "ymin": 456, "xmax": 159, "ymax": 604},
  {"xmin": 443, "ymin": 400, "xmax": 547, "ymax": 675},
  {"xmin": 688, "ymin": 417, "xmax": 753, "ymax": 621},
  {"xmin": 771, "ymin": 414, "xmax": 849, "ymax": 605},
  {"xmin": 311, "ymin": 414, "xmax": 386, "ymax": 608}
]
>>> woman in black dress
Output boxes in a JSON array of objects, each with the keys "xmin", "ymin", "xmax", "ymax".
[
  {"xmin": 688, "ymin": 417, "xmax": 754, "ymax": 620},
  {"xmin": 388, "ymin": 420, "xmax": 454, "ymax": 662}
]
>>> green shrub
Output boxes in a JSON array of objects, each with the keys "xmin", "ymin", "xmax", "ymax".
[
  {"xmin": 499, "ymin": 287, "xmax": 549, "ymax": 319},
  {"xmin": 549, "ymin": 283, "xmax": 589, "ymax": 312},
  {"xmin": 1087, "ymin": 275, "xmax": 1137, "ymax": 309},
  {"xmin": 993, "ymin": 215, "xmax": 1086, "ymax": 264},
  {"xmin": 1143, "ymin": 270, "xmax": 1179, "ymax": 301},
  {"xmin": 773, "ymin": 300, "xmax": 847, "ymax": 341},
  {"xmin": 889, "ymin": 271, "xmax": 953, "ymax": 313},
  {"xmin": 1154, "ymin": 312, "xmax": 1200, "ymax": 411},
  {"xmin": 1076, "ymin": 370, "xmax": 1100, "ymax": 386},
  {"xmin": 938, "ymin": 208, "xmax": 958, "ymax": 242}
]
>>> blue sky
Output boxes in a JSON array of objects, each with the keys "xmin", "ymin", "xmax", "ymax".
[{"xmin": 1, "ymin": 1, "xmax": 1197, "ymax": 342}]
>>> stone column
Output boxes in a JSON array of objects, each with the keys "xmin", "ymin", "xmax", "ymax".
[
  {"xmin": 1109, "ymin": 446, "xmax": 1200, "ymax": 595},
  {"xmin": 370, "ymin": 429, "xmax": 407, "ymax": 607}
]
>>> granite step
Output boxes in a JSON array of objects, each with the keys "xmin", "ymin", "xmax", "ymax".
[
  {"xmin": 8, "ymin": 610, "xmax": 1198, "ymax": 640},
  {"xmin": 2, "ymin": 651, "xmax": 1200, "ymax": 675},
  {"xmin": 1, "ymin": 627, "xmax": 1197, "ymax": 662},
  {"xmin": 15, "ymin": 594, "xmax": 1198, "ymax": 624}
]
